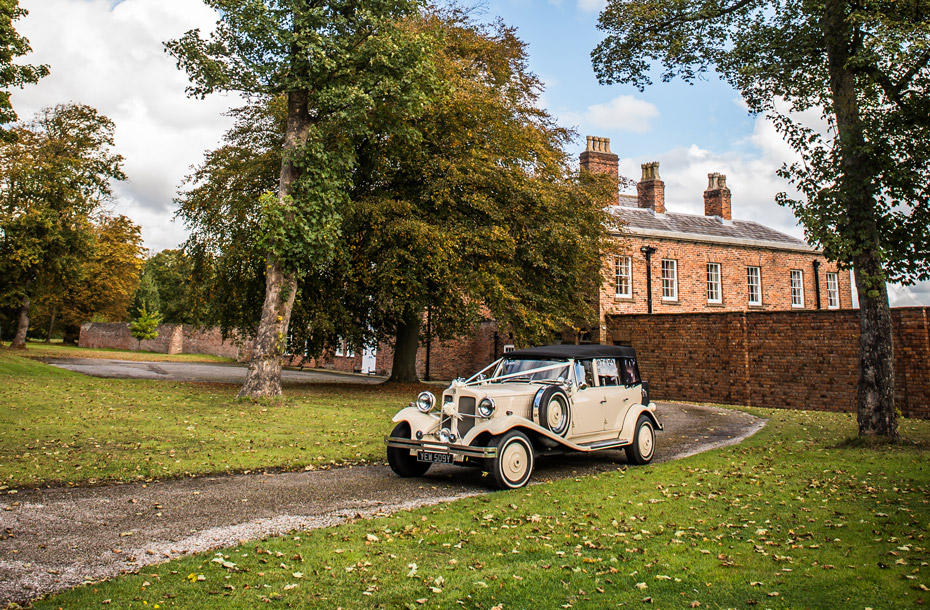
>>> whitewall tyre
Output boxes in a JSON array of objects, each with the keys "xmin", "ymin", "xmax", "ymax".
[
  {"xmin": 489, "ymin": 430, "xmax": 535, "ymax": 489},
  {"xmin": 387, "ymin": 422, "xmax": 432, "ymax": 478},
  {"xmin": 624, "ymin": 415, "xmax": 655, "ymax": 465}
]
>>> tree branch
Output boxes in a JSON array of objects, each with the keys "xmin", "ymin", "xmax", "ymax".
[{"xmin": 653, "ymin": 0, "xmax": 757, "ymax": 30}]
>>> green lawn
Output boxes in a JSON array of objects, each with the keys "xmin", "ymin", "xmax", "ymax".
[
  {"xmin": 31, "ymin": 407, "xmax": 930, "ymax": 609},
  {"xmin": 0, "ymin": 350, "xmax": 414, "ymax": 488},
  {"xmin": 8, "ymin": 341, "xmax": 236, "ymax": 363}
]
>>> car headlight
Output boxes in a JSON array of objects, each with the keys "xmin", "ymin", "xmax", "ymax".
[
  {"xmin": 415, "ymin": 391, "xmax": 436, "ymax": 413},
  {"xmin": 477, "ymin": 397, "xmax": 496, "ymax": 418}
]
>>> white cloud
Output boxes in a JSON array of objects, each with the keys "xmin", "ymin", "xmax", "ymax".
[
  {"xmin": 577, "ymin": 0, "xmax": 606, "ymax": 13},
  {"xmin": 618, "ymin": 115, "xmax": 806, "ymax": 239},
  {"xmin": 561, "ymin": 94, "xmax": 660, "ymax": 134},
  {"xmin": 14, "ymin": 0, "xmax": 238, "ymax": 252}
]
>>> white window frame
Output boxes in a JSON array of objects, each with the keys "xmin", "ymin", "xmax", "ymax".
[
  {"xmin": 706, "ymin": 262, "xmax": 722, "ymax": 304},
  {"xmin": 790, "ymin": 269, "xmax": 805, "ymax": 308},
  {"xmin": 747, "ymin": 266, "xmax": 762, "ymax": 306},
  {"xmin": 615, "ymin": 256, "xmax": 632, "ymax": 298},
  {"xmin": 661, "ymin": 259, "xmax": 678, "ymax": 301},
  {"xmin": 335, "ymin": 338, "xmax": 354, "ymax": 358},
  {"xmin": 826, "ymin": 272, "xmax": 839, "ymax": 309}
]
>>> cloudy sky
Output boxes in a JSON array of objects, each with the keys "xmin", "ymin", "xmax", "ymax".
[{"xmin": 12, "ymin": 0, "xmax": 929, "ymax": 306}]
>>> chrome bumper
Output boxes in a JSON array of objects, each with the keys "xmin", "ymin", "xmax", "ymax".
[{"xmin": 385, "ymin": 436, "xmax": 498, "ymax": 459}]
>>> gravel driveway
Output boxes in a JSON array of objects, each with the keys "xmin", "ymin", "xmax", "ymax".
[{"xmin": 0, "ymin": 400, "xmax": 764, "ymax": 606}]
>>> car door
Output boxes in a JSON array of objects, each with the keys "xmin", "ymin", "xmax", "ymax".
[
  {"xmin": 596, "ymin": 358, "xmax": 641, "ymax": 434},
  {"xmin": 569, "ymin": 359, "xmax": 603, "ymax": 437}
]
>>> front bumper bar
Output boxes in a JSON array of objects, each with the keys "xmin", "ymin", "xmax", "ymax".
[{"xmin": 385, "ymin": 436, "xmax": 498, "ymax": 459}]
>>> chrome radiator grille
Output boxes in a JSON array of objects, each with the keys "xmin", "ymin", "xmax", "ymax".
[{"xmin": 456, "ymin": 397, "xmax": 476, "ymax": 437}]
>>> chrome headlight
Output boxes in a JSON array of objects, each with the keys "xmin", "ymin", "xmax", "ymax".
[
  {"xmin": 415, "ymin": 391, "xmax": 436, "ymax": 413},
  {"xmin": 477, "ymin": 397, "xmax": 496, "ymax": 418}
]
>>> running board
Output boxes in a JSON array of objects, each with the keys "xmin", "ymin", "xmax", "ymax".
[{"xmin": 576, "ymin": 439, "xmax": 629, "ymax": 451}]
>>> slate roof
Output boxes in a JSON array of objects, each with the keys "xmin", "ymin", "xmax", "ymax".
[{"xmin": 610, "ymin": 202, "xmax": 814, "ymax": 252}]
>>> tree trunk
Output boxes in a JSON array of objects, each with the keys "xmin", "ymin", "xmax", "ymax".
[
  {"xmin": 238, "ymin": 255, "xmax": 298, "ymax": 398},
  {"xmin": 823, "ymin": 0, "xmax": 898, "ymax": 440},
  {"xmin": 45, "ymin": 307, "xmax": 57, "ymax": 343},
  {"xmin": 854, "ymin": 255, "xmax": 898, "ymax": 439},
  {"xmin": 388, "ymin": 309, "xmax": 421, "ymax": 384},
  {"xmin": 238, "ymin": 89, "xmax": 311, "ymax": 399},
  {"xmin": 10, "ymin": 280, "xmax": 33, "ymax": 349}
]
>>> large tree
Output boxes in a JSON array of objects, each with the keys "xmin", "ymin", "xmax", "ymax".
[
  {"xmin": 0, "ymin": 1, "xmax": 48, "ymax": 139},
  {"xmin": 592, "ymin": 0, "xmax": 930, "ymax": 440},
  {"xmin": 32, "ymin": 213, "xmax": 144, "ymax": 342},
  {"xmin": 294, "ymin": 10, "xmax": 617, "ymax": 382},
  {"xmin": 0, "ymin": 104, "xmax": 125, "ymax": 348},
  {"xmin": 166, "ymin": 0, "xmax": 438, "ymax": 398},
  {"xmin": 175, "ymin": 11, "xmax": 618, "ymax": 384}
]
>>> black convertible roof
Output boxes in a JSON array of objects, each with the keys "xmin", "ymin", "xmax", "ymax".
[{"xmin": 505, "ymin": 344, "xmax": 636, "ymax": 360}]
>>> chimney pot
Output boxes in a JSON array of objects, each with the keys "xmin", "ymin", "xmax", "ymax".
[
  {"xmin": 637, "ymin": 161, "xmax": 665, "ymax": 214},
  {"xmin": 704, "ymin": 172, "xmax": 732, "ymax": 220},
  {"xmin": 579, "ymin": 135, "xmax": 619, "ymax": 206}
]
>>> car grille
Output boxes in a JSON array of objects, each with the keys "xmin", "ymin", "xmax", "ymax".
[{"xmin": 456, "ymin": 397, "xmax": 476, "ymax": 437}]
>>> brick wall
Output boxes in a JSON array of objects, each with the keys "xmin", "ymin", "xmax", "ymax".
[
  {"xmin": 79, "ymin": 323, "xmax": 244, "ymax": 359},
  {"xmin": 606, "ymin": 307, "xmax": 930, "ymax": 419}
]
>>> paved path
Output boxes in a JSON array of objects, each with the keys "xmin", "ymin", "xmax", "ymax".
[
  {"xmin": 0, "ymin": 402, "xmax": 764, "ymax": 606},
  {"xmin": 43, "ymin": 358, "xmax": 383, "ymax": 385}
]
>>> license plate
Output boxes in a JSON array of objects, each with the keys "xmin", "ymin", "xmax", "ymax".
[{"xmin": 417, "ymin": 451, "xmax": 453, "ymax": 464}]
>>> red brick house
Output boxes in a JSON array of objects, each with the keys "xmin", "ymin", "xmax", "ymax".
[
  {"xmin": 319, "ymin": 136, "xmax": 854, "ymax": 378},
  {"xmin": 580, "ymin": 136, "xmax": 853, "ymax": 344}
]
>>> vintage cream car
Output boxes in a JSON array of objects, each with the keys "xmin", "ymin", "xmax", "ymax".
[{"xmin": 385, "ymin": 344, "xmax": 660, "ymax": 489}]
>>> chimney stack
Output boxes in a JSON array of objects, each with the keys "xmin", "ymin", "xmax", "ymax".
[
  {"xmin": 579, "ymin": 136, "xmax": 619, "ymax": 206},
  {"xmin": 637, "ymin": 162, "xmax": 665, "ymax": 214},
  {"xmin": 704, "ymin": 173, "xmax": 731, "ymax": 220}
]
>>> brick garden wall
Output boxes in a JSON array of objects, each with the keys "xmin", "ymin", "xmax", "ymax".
[
  {"xmin": 606, "ymin": 307, "xmax": 930, "ymax": 419},
  {"xmin": 79, "ymin": 323, "xmax": 243, "ymax": 359}
]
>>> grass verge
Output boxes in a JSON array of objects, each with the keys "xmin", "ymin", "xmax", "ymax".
[
  {"xmin": 28, "ymin": 409, "xmax": 930, "ymax": 609},
  {"xmin": 0, "ymin": 350, "xmax": 412, "ymax": 488},
  {"xmin": 7, "ymin": 341, "xmax": 236, "ymax": 363}
]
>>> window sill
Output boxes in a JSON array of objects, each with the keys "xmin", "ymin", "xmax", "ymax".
[
  {"xmin": 613, "ymin": 296, "xmax": 634, "ymax": 302},
  {"xmin": 706, "ymin": 302, "xmax": 725, "ymax": 308}
]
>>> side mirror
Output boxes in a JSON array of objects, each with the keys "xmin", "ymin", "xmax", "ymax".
[{"xmin": 577, "ymin": 381, "xmax": 588, "ymax": 391}]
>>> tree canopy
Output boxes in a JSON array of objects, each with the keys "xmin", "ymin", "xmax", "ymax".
[
  {"xmin": 0, "ymin": 0, "xmax": 48, "ymax": 139},
  {"xmin": 592, "ymin": 0, "xmax": 930, "ymax": 439},
  {"xmin": 167, "ymin": 0, "xmax": 439, "ymax": 397},
  {"xmin": 177, "ymin": 9, "xmax": 619, "ymax": 382},
  {"xmin": 0, "ymin": 103, "xmax": 126, "ymax": 348}
]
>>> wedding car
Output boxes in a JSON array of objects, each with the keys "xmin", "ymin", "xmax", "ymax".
[{"xmin": 385, "ymin": 344, "xmax": 660, "ymax": 489}]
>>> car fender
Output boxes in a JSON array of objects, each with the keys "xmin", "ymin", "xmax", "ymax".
[
  {"xmin": 621, "ymin": 403, "xmax": 662, "ymax": 440},
  {"xmin": 392, "ymin": 407, "xmax": 440, "ymax": 436}
]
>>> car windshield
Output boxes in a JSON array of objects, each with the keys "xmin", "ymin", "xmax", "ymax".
[{"xmin": 495, "ymin": 358, "xmax": 570, "ymax": 382}]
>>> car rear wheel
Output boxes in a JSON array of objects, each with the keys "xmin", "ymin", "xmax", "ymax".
[
  {"xmin": 387, "ymin": 422, "xmax": 432, "ymax": 478},
  {"xmin": 536, "ymin": 387, "xmax": 571, "ymax": 437},
  {"xmin": 488, "ymin": 430, "xmax": 534, "ymax": 489},
  {"xmin": 624, "ymin": 414, "xmax": 655, "ymax": 465}
]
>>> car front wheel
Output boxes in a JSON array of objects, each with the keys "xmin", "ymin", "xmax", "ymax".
[
  {"xmin": 488, "ymin": 430, "xmax": 535, "ymax": 489},
  {"xmin": 387, "ymin": 422, "xmax": 432, "ymax": 478},
  {"xmin": 624, "ymin": 414, "xmax": 656, "ymax": 465}
]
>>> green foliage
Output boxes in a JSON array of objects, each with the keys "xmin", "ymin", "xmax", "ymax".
[
  {"xmin": 177, "ymin": 10, "xmax": 618, "ymax": 360},
  {"xmin": 0, "ymin": 104, "xmax": 126, "ymax": 330},
  {"xmin": 29, "ymin": 407, "xmax": 930, "ymax": 608},
  {"xmin": 32, "ymin": 214, "xmax": 145, "ymax": 339},
  {"xmin": 592, "ymin": 0, "xmax": 930, "ymax": 287},
  {"xmin": 166, "ymin": 0, "xmax": 439, "ymax": 276},
  {"xmin": 133, "ymin": 249, "xmax": 197, "ymax": 324},
  {"xmin": 129, "ymin": 305, "xmax": 162, "ymax": 343},
  {"xmin": 0, "ymin": 0, "xmax": 49, "ymax": 138}
]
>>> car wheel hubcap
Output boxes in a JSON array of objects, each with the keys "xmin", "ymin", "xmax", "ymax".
[
  {"xmin": 639, "ymin": 424, "xmax": 654, "ymax": 458},
  {"xmin": 502, "ymin": 440, "xmax": 529, "ymax": 483},
  {"xmin": 547, "ymin": 399, "xmax": 564, "ymax": 430}
]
